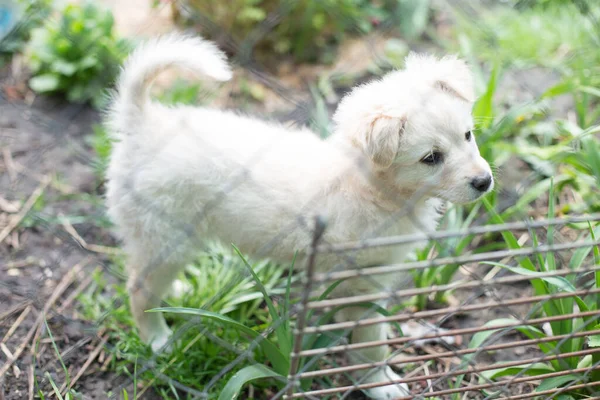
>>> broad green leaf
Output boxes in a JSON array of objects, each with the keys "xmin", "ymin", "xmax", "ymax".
[
  {"xmin": 580, "ymin": 86, "xmax": 600, "ymax": 98},
  {"xmin": 541, "ymin": 80, "xmax": 575, "ymax": 99},
  {"xmin": 536, "ymin": 375, "xmax": 579, "ymax": 392},
  {"xmin": 29, "ymin": 73, "xmax": 60, "ymax": 92},
  {"xmin": 589, "ymin": 335, "xmax": 600, "ymax": 347},
  {"xmin": 469, "ymin": 318, "xmax": 537, "ymax": 349},
  {"xmin": 79, "ymin": 55, "xmax": 98, "ymax": 69},
  {"xmin": 469, "ymin": 318, "xmax": 555, "ymax": 360},
  {"xmin": 51, "ymin": 60, "xmax": 77, "ymax": 76},
  {"xmin": 578, "ymin": 354, "xmax": 592, "ymax": 368},
  {"xmin": 218, "ymin": 364, "xmax": 282, "ymax": 400},
  {"xmin": 479, "ymin": 363, "xmax": 554, "ymax": 381},
  {"xmin": 397, "ymin": 0, "xmax": 431, "ymax": 39},
  {"xmin": 481, "ymin": 262, "xmax": 576, "ymax": 292},
  {"xmin": 149, "ymin": 307, "xmax": 289, "ymax": 375}
]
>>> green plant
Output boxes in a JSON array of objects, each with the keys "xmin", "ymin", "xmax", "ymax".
[
  {"xmin": 25, "ymin": 1, "xmax": 130, "ymax": 108},
  {"xmin": 174, "ymin": 0, "xmax": 431, "ymax": 64},
  {"xmin": 467, "ymin": 187, "xmax": 600, "ymax": 397},
  {"xmin": 152, "ymin": 246, "xmax": 399, "ymax": 398},
  {"xmin": 0, "ymin": 0, "xmax": 53, "ymax": 65},
  {"xmin": 411, "ymin": 204, "xmax": 482, "ymax": 310},
  {"xmin": 457, "ymin": 43, "xmax": 600, "ymax": 219},
  {"xmin": 453, "ymin": 2, "xmax": 600, "ymax": 73},
  {"xmin": 155, "ymin": 78, "xmax": 205, "ymax": 106},
  {"xmin": 87, "ymin": 123, "xmax": 112, "ymax": 179},
  {"xmin": 511, "ymin": 0, "xmax": 591, "ymax": 12},
  {"xmin": 35, "ymin": 318, "xmax": 80, "ymax": 400},
  {"xmin": 78, "ymin": 245, "xmax": 292, "ymax": 397}
]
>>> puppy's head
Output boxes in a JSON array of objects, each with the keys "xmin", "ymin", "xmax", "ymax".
[{"xmin": 333, "ymin": 53, "xmax": 493, "ymax": 204}]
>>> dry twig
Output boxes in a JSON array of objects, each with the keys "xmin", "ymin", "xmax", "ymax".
[
  {"xmin": 1, "ymin": 305, "xmax": 32, "ymax": 343},
  {"xmin": 0, "ymin": 259, "xmax": 88, "ymax": 378},
  {"xmin": 0, "ymin": 177, "xmax": 50, "ymax": 244},
  {"xmin": 60, "ymin": 216, "xmax": 122, "ymax": 256},
  {"xmin": 60, "ymin": 334, "xmax": 109, "ymax": 395}
]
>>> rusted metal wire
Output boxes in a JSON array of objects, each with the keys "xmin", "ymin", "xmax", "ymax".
[
  {"xmin": 314, "ymin": 239, "xmax": 600, "ymax": 283},
  {"xmin": 308, "ymin": 266, "xmax": 600, "ymax": 309},
  {"xmin": 392, "ymin": 380, "xmax": 600, "ymax": 400},
  {"xmin": 283, "ymin": 212, "xmax": 600, "ymax": 399},
  {"xmin": 317, "ymin": 213, "xmax": 600, "ymax": 253},
  {"xmin": 303, "ymin": 287, "xmax": 600, "ymax": 333},
  {"xmin": 296, "ymin": 328, "xmax": 600, "ymax": 378},
  {"xmin": 285, "ymin": 216, "xmax": 327, "ymax": 398},
  {"xmin": 498, "ymin": 383, "xmax": 600, "ymax": 400},
  {"xmin": 297, "ymin": 310, "xmax": 600, "ymax": 357},
  {"xmin": 290, "ymin": 352, "xmax": 600, "ymax": 397}
]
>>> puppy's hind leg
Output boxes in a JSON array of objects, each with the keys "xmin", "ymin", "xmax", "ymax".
[{"xmin": 127, "ymin": 249, "xmax": 186, "ymax": 353}]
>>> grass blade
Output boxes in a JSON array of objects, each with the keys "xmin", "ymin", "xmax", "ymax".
[
  {"xmin": 45, "ymin": 372, "xmax": 65, "ymax": 400},
  {"xmin": 535, "ymin": 375, "xmax": 580, "ymax": 392},
  {"xmin": 232, "ymin": 245, "xmax": 292, "ymax": 359},
  {"xmin": 150, "ymin": 307, "xmax": 289, "ymax": 375},
  {"xmin": 481, "ymin": 262, "xmax": 576, "ymax": 292},
  {"xmin": 218, "ymin": 364, "xmax": 282, "ymax": 400}
]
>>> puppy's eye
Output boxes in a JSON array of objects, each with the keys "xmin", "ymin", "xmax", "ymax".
[
  {"xmin": 420, "ymin": 151, "xmax": 443, "ymax": 166},
  {"xmin": 465, "ymin": 130, "xmax": 472, "ymax": 141}
]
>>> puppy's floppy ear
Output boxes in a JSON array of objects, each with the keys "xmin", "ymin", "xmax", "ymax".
[
  {"xmin": 406, "ymin": 53, "xmax": 475, "ymax": 103},
  {"xmin": 434, "ymin": 79, "xmax": 472, "ymax": 102},
  {"xmin": 365, "ymin": 115, "xmax": 406, "ymax": 169}
]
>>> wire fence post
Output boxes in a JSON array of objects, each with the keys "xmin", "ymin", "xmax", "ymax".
[{"xmin": 285, "ymin": 215, "xmax": 327, "ymax": 399}]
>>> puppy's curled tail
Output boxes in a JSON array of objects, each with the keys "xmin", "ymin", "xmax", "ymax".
[{"xmin": 109, "ymin": 34, "xmax": 232, "ymax": 134}]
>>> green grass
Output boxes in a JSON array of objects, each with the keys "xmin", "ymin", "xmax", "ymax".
[
  {"xmin": 78, "ymin": 246, "xmax": 292, "ymax": 398},
  {"xmin": 453, "ymin": 2, "xmax": 600, "ymax": 72},
  {"xmin": 470, "ymin": 188, "xmax": 600, "ymax": 398}
]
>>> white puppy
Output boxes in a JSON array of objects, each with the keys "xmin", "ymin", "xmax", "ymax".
[{"xmin": 105, "ymin": 34, "xmax": 493, "ymax": 399}]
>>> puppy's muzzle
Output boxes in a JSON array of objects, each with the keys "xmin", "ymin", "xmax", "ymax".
[{"xmin": 470, "ymin": 173, "xmax": 493, "ymax": 193}]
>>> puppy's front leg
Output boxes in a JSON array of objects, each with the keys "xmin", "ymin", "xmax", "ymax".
[{"xmin": 337, "ymin": 306, "xmax": 409, "ymax": 399}]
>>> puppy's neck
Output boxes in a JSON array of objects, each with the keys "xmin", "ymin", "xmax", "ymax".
[
  {"xmin": 332, "ymin": 158, "xmax": 425, "ymax": 214},
  {"xmin": 358, "ymin": 171, "xmax": 426, "ymax": 211}
]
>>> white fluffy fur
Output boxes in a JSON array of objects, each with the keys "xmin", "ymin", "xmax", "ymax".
[{"xmin": 105, "ymin": 33, "xmax": 493, "ymax": 399}]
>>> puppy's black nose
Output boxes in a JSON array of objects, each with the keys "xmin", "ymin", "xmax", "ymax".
[{"xmin": 471, "ymin": 174, "xmax": 492, "ymax": 192}]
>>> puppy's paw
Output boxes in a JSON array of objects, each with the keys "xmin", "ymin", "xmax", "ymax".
[
  {"xmin": 169, "ymin": 278, "xmax": 193, "ymax": 299},
  {"xmin": 148, "ymin": 328, "xmax": 174, "ymax": 353},
  {"xmin": 400, "ymin": 320, "xmax": 455, "ymax": 346},
  {"xmin": 361, "ymin": 367, "xmax": 409, "ymax": 400}
]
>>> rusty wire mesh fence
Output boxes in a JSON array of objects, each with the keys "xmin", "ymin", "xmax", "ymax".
[
  {"xmin": 1, "ymin": 0, "xmax": 600, "ymax": 399},
  {"xmin": 282, "ymin": 215, "xmax": 600, "ymax": 399}
]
